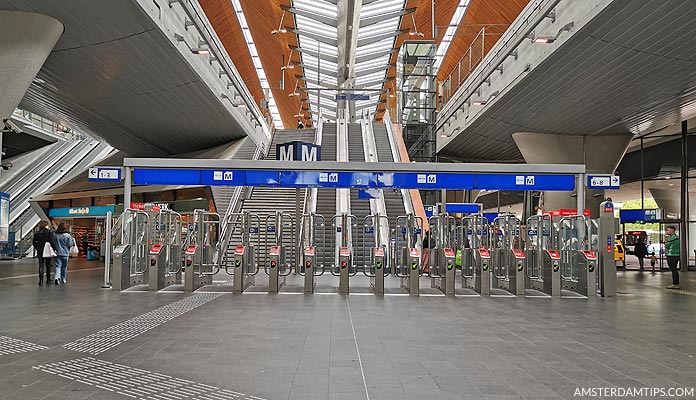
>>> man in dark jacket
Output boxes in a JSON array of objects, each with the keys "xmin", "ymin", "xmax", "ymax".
[
  {"xmin": 32, "ymin": 221, "xmax": 54, "ymax": 285},
  {"xmin": 634, "ymin": 237, "xmax": 648, "ymax": 271}
]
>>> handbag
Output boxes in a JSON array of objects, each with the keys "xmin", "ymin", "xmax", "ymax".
[
  {"xmin": 69, "ymin": 238, "xmax": 79, "ymax": 256},
  {"xmin": 42, "ymin": 242, "xmax": 56, "ymax": 258}
]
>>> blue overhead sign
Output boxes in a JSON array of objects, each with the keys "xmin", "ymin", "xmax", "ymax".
[
  {"xmin": 379, "ymin": 172, "xmax": 476, "ymax": 189},
  {"xmin": 335, "ymin": 93, "xmax": 370, "ymax": 101},
  {"xmin": 619, "ymin": 209, "xmax": 663, "ymax": 223},
  {"xmin": 201, "ymin": 170, "xmax": 245, "ymax": 186},
  {"xmin": 279, "ymin": 171, "xmax": 377, "ymax": 188},
  {"xmin": 445, "ymin": 203, "xmax": 481, "ymax": 214},
  {"xmin": 132, "ymin": 168, "xmax": 577, "ymax": 191},
  {"xmin": 474, "ymin": 174, "xmax": 575, "ymax": 191}
]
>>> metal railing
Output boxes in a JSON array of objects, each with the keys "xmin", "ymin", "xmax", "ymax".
[
  {"xmin": 12, "ymin": 108, "xmax": 84, "ymax": 141},
  {"xmin": 440, "ymin": 28, "xmax": 486, "ymax": 105},
  {"xmin": 437, "ymin": 0, "xmax": 564, "ymax": 127}
]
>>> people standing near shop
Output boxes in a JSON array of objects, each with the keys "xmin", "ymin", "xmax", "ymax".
[
  {"xmin": 81, "ymin": 233, "xmax": 89, "ymax": 257},
  {"xmin": 665, "ymin": 226, "xmax": 680, "ymax": 289},
  {"xmin": 32, "ymin": 221, "xmax": 54, "ymax": 285},
  {"xmin": 52, "ymin": 223, "xmax": 76, "ymax": 285},
  {"xmin": 634, "ymin": 237, "xmax": 648, "ymax": 271}
]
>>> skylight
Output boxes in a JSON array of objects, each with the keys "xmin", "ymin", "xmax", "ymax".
[
  {"xmin": 434, "ymin": 0, "xmax": 471, "ymax": 69},
  {"xmin": 231, "ymin": 0, "xmax": 284, "ymax": 128}
]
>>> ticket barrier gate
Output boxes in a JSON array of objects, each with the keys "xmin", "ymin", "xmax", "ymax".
[
  {"xmin": 461, "ymin": 214, "xmax": 491, "ymax": 295},
  {"xmin": 113, "ymin": 209, "xmax": 150, "ymax": 290},
  {"xmin": 184, "ymin": 210, "xmax": 219, "ymax": 292},
  {"xmin": 331, "ymin": 213, "xmax": 357, "ymax": 295},
  {"xmin": 427, "ymin": 214, "xmax": 457, "ymax": 296},
  {"xmin": 265, "ymin": 211, "xmax": 296, "ymax": 293},
  {"xmin": 394, "ymin": 214, "xmax": 423, "ymax": 296},
  {"xmin": 524, "ymin": 214, "xmax": 561, "ymax": 296},
  {"xmin": 490, "ymin": 214, "xmax": 525, "ymax": 295},
  {"xmin": 363, "ymin": 213, "xmax": 389, "ymax": 295},
  {"xmin": 558, "ymin": 215, "xmax": 597, "ymax": 297},
  {"xmin": 299, "ymin": 213, "xmax": 326, "ymax": 294},
  {"xmin": 148, "ymin": 210, "xmax": 183, "ymax": 291},
  {"xmin": 223, "ymin": 212, "xmax": 261, "ymax": 293}
]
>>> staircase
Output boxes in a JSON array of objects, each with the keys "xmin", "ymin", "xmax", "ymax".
[
  {"xmin": 315, "ymin": 123, "xmax": 337, "ymax": 267},
  {"xmin": 210, "ymin": 137, "xmax": 259, "ymax": 215},
  {"xmin": 4, "ymin": 139, "xmax": 113, "ymax": 244},
  {"xmin": 233, "ymin": 129, "xmax": 315, "ymax": 269},
  {"xmin": 347, "ymin": 123, "xmax": 370, "ymax": 269},
  {"xmin": 372, "ymin": 123, "xmax": 407, "ymax": 218}
]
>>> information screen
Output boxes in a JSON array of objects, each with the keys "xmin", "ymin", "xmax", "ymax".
[{"xmin": 0, "ymin": 192, "xmax": 10, "ymax": 244}]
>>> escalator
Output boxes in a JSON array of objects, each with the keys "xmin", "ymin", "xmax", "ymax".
[{"xmin": 372, "ymin": 123, "xmax": 407, "ymax": 218}]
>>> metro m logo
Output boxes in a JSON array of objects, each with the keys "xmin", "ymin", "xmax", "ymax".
[{"xmin": 301, "ymin": 145, "xmax": 317, "ymax": 161}]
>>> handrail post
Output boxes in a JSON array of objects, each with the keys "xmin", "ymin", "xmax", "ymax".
[{"xmin": 102, "ymin": 211, "xmax": 113, "ymax": 288}]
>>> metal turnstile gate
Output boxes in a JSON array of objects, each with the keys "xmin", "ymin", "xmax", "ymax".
[
  {"xmin": 558, "ymin": 215, "xmax": 597, "ymax": 297},
  {"xmin": 148, "ymin": 209, "xmax": 183, "ymax": 291},
  {"xmin": 299, "ymin": 213, "xmax": 326, "ymax": 293},
  {"xmin": 394, "ymin": 214, "xmax": 423, "ymax": 296},
  {"xmin": 113, "ymin": 209, "xmax": 150, "ymax": 290},
  {"xmin": 362, "ymin": 213, "xmax": 389, "ymax": 295},
  {"xmin": 331, "ymin": 213, "xmax": 357, "ymax": 294},
  {"xmin": 427, "ymin": 214, "xmax": 457, "ymax": 296},
  {"xmin": 461, "ymin": 214, "xmax": 491, "ymax": 295},
  {"xmin": 265, "ymin": 211, "xmax": 296, "ymax": 293},
  {"xmin": 184, "ymin": 210, "xmax": 220, "ymax": 292},
  {"xmin": 224, "ymin": 211, "xmax": 261, "ymax": 293}
]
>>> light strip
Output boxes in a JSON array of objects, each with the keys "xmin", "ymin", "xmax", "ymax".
[
  {"xmin": 434, "ymin": 0, "xmax": 470, "ymax": 69},
  {"xmin": 231, "ymin": 0, "xmax": 284, "ymax": 129}
]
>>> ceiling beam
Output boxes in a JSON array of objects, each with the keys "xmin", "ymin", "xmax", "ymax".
[
  {"xmin": 281, "ymin": 5, "xmax": 337, "ymax": 27},
  {"xmin": 286, "ymin": 28, "xmax": 338, "ymax": 47},
  {"xmin": 360, "ymin": 8, "xmax": 415, "ymax": 28},
  {"xmin": 357, "ymin": 29, "xmax": 408, "ymax": 47},
  {"xmin": 288, "ymin": 45, "xmax": 338, "ymax": 64},
  {"xmin": 355, "ymin": 48, "xmax": 398, "ymax": 64},
  {"xmin": 294, "ymin": 62, "xmax": 338, "ymax": 78},
  {"xmin": 354, "ymin": 63, "xmax": 395, "ymax": 77},
  {"xmin": 336, "ymin": 0, "xmax": 362, "ymax": 88}
]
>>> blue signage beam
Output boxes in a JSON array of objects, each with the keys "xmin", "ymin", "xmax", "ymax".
[{"xmin": 131, "ymin": 168, "xmax": 577, "ymax": 191}]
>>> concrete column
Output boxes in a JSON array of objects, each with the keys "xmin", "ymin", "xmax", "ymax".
[
  {"xmin": 512, "ymin": 132, "xmax": 632, "ymax": 218},
  {"xmin": 0, "ymin": 11, "xmax": 63, "ymax": 119}
]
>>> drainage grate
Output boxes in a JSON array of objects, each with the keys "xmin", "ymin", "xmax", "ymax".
[
  {"xmin": 63, "ymin": 293, "xmax": 223, "ymax": 355},
  {"xmin": 0, "ymin": 336, "xmax": 48, "ymax": 356},
  {"xmin": 34, "ymin": 357, "xmax": 267, "ymax": 400}
]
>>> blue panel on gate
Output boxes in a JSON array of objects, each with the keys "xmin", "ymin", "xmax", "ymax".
[
  {"xmin": 133, "ymin": 169, "xmax": 201, "ymax": 185},
  {"xmin": 378, "ymin": 172, "xmax": 476, "ymax": 189},
  {"xmin": 201, "ymin": 170, "xmax": 245, "ymax": 186},
  {"xmin": 246, "ymin": 170, "xmax": 280, "ymax": 186},
  {"xmin": 279, "ymin": 171, "xmax": 377, "ymax": 188},
  {"xmin": 445, "ymin": 203, "xmax": 481, "ymax": 214},
  {"xmin": 474, "ymin": 174, "xmax": 575, "ymax": 191}
]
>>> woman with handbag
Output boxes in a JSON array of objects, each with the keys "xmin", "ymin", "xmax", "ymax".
[
  {"xmin": 32, "ymin": 221, "xmax": 55, "ymax": 285},
  {"xmin": 52, "ymin": 223, "xmax": 77, "ymax": 285}
]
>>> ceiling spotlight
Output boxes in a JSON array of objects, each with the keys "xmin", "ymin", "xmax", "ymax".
[
  {"xmin": 191, "ymin": 47, "xmax": 211, "ymax": 55},
  {"xmin": 533, "ymin": 37, "xmax": 554, "ymax": 44},
  {"xmin": 472, "ymin": 100, "xmax": 486, "ymax": 106},
  {"xmin": 408, "ymin": 15, "xmax": 424, "ymax": 38}
]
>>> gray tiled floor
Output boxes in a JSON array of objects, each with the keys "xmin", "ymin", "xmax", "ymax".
[{"xmin": 1, "ymin": 258, "xmax": 696, "ymax": 400}]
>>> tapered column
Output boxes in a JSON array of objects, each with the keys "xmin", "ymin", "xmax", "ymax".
[{"xmin": 513, "ymin": 132, "xmax": 632, "ymax": 218}]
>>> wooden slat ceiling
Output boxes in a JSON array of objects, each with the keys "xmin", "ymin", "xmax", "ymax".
[{"xmin": 202, "ymin": 0, "xmax": 526, "ymax": 128}]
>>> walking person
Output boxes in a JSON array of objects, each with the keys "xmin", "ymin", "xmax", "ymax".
[
  {"xmin": 634, "ymin": 237, "xmax": 648, "ymax": 271},
  {"xmin": 665, "ymin": 226, "xmax": 680, "ymax": 289},
  {"xmin": 52, "ymin": 223, "xmax": 76, "ymax": 285},
  {"xmin": 32, "ymin": 221, "xmax": 54, "ymax": 285}
]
